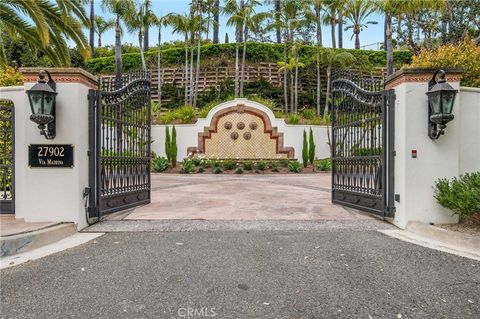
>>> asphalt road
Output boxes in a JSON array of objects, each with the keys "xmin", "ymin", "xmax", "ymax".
[{"xmin": 1, "ymin": 230, "xmax": 479, "ymax": 319}]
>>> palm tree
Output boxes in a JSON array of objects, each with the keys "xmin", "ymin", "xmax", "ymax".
[
  {"xmin": 223, "ymin": 0, "xmax": 244, "ymax": 98},
  {"xmin": 278, "ymin": 57, "xmax": 296, "ymax": 112},
  {"xmin": 0, "ymin": 0, "xmax": 89, "ymax": 67},
  {"xmin": 344, "ymin": 0, "xmax": 378, "ymax": 49},
  {"xmin": 89, "ymin": 0, "xmax": 95, "ymax": 57},
  {"xmin": 312, "ymin": 0, "xmax": 324, "ymax": 115},
  {"xmin": 166, "ymin": 13, "xmax": 191, "ymax": 105},
  {"xmin": 124, "ymin": 1, "xmax": 148, "ymax": 71},
  {"xmin": 321, "ymin": 49, "xmax": 355, "ymax": 115},
  {"xmin": 323, "ymin": 0, "xmax": 337, "ymax": 48},
  {"xmin": 239, "ymin": 0, "xmax": 268, "ymax": 97},
  {"xmin": 94, "ymin": 16, "xmax": 116, "ymax": 47},
  {"xmin": 101, "ymin": 0, "xmax": 135, "ymax": 86},
  {"xmin": 213, "ymin": 0, "xmax": 220, "ymax": 43},
  {"xmin": 336, "ymin": 0, "xmax": 347, "ymax": 48},
  {"xmin": 155, "ymin": 15, "xmax": 170, "ymax": 108},
  {"xmin": 143, "ymin": 0, "xmax": 153, "ymax": 51}
]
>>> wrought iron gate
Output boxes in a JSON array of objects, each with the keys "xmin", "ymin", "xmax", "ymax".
[
  {"xmin": 87, "ymin": 71, "xmax": 151, "ymax": 218},
  {"xmin": 331, "ymin": 71, "xmax": 395, "ymax": 218},
  {"xmin": 0, "ymin": 102, "xmax": 14, "ymax": 214}
]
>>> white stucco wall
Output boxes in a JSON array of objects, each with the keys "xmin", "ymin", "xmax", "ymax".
[
  {"xmin": 151, "ymin": 99, "xmax": 331, "ymax": 162},
  {"xmin": 1, "ymin": 82, "xmax": 90, "ymax": 230},
  {"xmin": 392, "ymin": 80, "xmax": 462, "ymax": 228},
  {"xmin": 458, "ymin": 87, "xmax": 480, "ymax": 174}
]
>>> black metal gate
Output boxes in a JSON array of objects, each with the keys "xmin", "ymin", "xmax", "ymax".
[
  {"xmin": 331, "ymin": 71, "xmax": 395, "ymax": 218},
  {"xmin": 0, "ymin": 102, "xmax": 14, "ymax": 214},
  {"xmin": 87, "ymin": 71, "xmax": 151, "ymax": 218}
]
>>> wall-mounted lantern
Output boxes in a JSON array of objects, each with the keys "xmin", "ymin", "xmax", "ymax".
[
  {"xmin": 26, "ymin": 70, "xmax": 57, "ymax": 139},
  {"xmin": 425, "ymin": 69, "xmax": 458, "ymax": 140}
]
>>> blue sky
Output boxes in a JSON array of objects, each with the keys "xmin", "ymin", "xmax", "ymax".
[{"xmin": 93, "ymin": 0, "xmax": 385, "ymax": 50}]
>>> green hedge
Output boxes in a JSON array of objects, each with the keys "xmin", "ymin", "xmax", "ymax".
[{"xmin": 85, "ymin": 43, "xmax": 412, "ymax": 74}]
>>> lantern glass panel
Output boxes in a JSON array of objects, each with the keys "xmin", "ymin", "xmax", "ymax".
[
  {"xmin": 441, "ymin": 91, "xmax": 455, "ymax": 114},
  {"xmin": 429, "ymin": 92, "xmax": 441, "ymax": 115},
  {"xmin": 29, "ymin": 91, "xmax": 44, "ymax": 114},
  {"xmin": 43, "ymin": 93, "xmax": 55, "ymax": 115}
]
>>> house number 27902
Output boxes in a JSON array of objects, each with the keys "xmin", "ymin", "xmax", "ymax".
[{"xmin": 37, "ymin": 146, "xmax": 65, "ymax": 157}]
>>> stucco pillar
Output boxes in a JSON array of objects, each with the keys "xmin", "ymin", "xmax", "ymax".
[
  {"xmin": 16, "ymin": 68, "xmax": 98, "ymax": 230},
  {"xmin": 385, "ymin": 68, "xmax": 463, "ymax": 229}
]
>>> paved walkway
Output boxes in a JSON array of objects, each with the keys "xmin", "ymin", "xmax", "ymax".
[{"xmin": 122, "ymin": 173, "xmax": 369, "ymax": 221}]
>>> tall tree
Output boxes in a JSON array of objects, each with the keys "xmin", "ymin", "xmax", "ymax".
[
  {"xmin": 224, "ymin": 0, "xmax": 244, "ymax": 97},
  {"xmin": 143, "ymin": 0, "xmax": 153, "ymax": 51},
  {"xmin": 344, "ymin": 0, "xmax": 378, "ymax": 50},
  {"xmin": 94, "ymin": 15, "xmax": 116, "ymax": 47},
  {"xmin": 321, "ymin": 49, "xmax": 355, "ymax": 115},
  {"xmin": 323, "ymin": 0, "xmax": 337, "ymax": 48},
  {"xmin": 89, "ymin": 0, "xmax": 95, "ymax": 57},
  {"xmin": 0, "ymin": 0, "xmax": 89, "ymax": 67},
  {"xmin": 166, "ymin": 13, "xmax": 192, "ymax": 105},
  {"xmin": 275, "ymin": 0, "xmax": 281, "ymax": 43},
  {"xmin": 124, "ymin": 1, "xmax": 148, "ymax": 71},
  {"xmin": 239, "ymin": 0, "xmax": 268, "ymax": 97},
  {"xmin": 337, "ymin": 0, "xmax": 347, "ymax": 48},
  {"xmin": 101, "ymin": 0, "xmax": 135, "ymax": 86},
  {"xmin": 213, "ymin": 0, "xmax": 220, "ymax": 43}
]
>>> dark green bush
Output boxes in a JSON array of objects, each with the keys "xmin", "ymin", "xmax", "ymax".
[
  {"xmin": 302, "ymin": 130, "xmax": 308, "ymax": 168},
  {"xmin": 317, "ymin": 158, "xmax": 332, "ymax": 171},
  {"xmin": 309, "ymin": 128, "xmax": 315, "ymax": 164},
  {"xmin": 243, "ymin": 160, "xmax": 253, "ymax": 170},
  {"xmin": 434, "ymin": 172, "xmax": 480, "ymax": 218},
  {"xmin": 234, "ymin": 167, "xmax": 244, "ymax": 174},
  {"xmin": 212, "ymin": 166, "xmax": 223, "ymax": 174},
  {"xmin": 223, "ymin": 160, "xmax": 237, "ymax": 170},
  {"xmin": 152, "ymin": 157, "xmax": 169, "ymax": 172},
  {"xmin": 181, "ymin": 159, "xmax": 195, "ymax": 174},
  {"xmin": 288, "ymin": 161, "xmax": 302, "ymax": 173},
  {"xmin": 256, "ymin": 161, "xmax": 266, "ymax": 171}
]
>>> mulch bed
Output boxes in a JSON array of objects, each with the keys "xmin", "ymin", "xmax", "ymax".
[{"xmin": 437, "ymin": 215, "xmax": 480, "ymax": 237}]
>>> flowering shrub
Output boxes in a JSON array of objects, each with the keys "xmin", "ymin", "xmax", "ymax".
[{"xmin": 410, "ymin": 37, "xmax": 480, "ymax": 88}]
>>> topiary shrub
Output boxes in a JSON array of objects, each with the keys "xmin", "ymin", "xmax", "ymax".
[
  {"xmin": 223, "ymin": 160, "xmax": 237, "ymax": 170},
  {"xmin": 433, "ymin": 172, "xmax": 480, "ymax": 220},
  {"xmin": 152, "ymin": 156, "xmax": 169, "ymax": 172},
  {"xmin": 309, "ymin": 128, "xmax": 315, "ymax": 165},
  {"xmin": 302, "ymin": 130, "xmax": 308, "ymax": 168},
  {"xmin": 234, "ymin": 167, "xmax": 244, "ymax": 174},
  {"xmin": 165, "ymin": 126, "xmax": 171, "ymax": 163},
  {"xmin": 171, "ymin": 126, "xmax": 177, "ymax": 167},
  {"xmin": 410, "ymin": 36, "xmax": 480, "ymax": 88}
]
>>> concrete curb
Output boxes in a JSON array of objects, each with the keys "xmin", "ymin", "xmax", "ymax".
[
  {"xmin": 406, "ymin": 221, "xmax": 480, "ymax": 252},
  {"xmin": 0, "ymin": 223, "xmax": 77, "ymax": 257}
]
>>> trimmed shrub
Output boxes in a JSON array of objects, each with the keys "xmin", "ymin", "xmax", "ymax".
[
  {"xmin": 434, "ymin": 172, "xmax": 480, "ymax": 218},
  {"xmin": 165, "ymin": 126, "xmax": 171, "ymax": 163},
  {"xmin": 171, "ymin": 126, "xmax": 177, "ymax": 167},
  {"xmin": 309, "ymin": 128, "xmax": 315, "ymax": 164},
  {"xmin": 152, "ymin": 156, "xmax": 169, "ymax": 172},
  {"xmin": 302, "ymin": 130, "xmax": 308, "ymax": 168}
]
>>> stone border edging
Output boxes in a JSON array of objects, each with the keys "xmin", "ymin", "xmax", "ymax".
[
  {"xmin": 0, "ymin": 223, "xmax": 77, "ymax": 257},
  {"xmin": 406, "ymin": 221, "xmax": 480, "ymax": 253}
]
